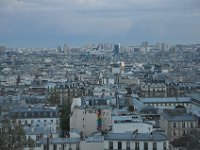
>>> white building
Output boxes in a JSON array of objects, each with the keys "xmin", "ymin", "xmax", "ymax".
[
  {"xmin": 80, "ymin": 135, "xmax": 104, "ymax": 150},
  {"xmin": 39, "ymin": 132, "xmax": 169, "ymax": 150},
  {"xmin": 10, "ymin": 105, "xmax": 59, "ymax": 131},
  {"xmin": 24, "ymin": 126, "xmax": 59, "ymax": 149},
  {"xmin": 39, "ymin": 135, "xmax": 104, "ymax": 150},
  {"xmin": 132, "ymin": 97, "xmax": 191, "ymax": 113},
  {"xmin": 40, "ymin": 137, "xmax": 80, "ymax": 150},
  {"xmin": 104, "ymin": 132, "xmax": 169, "ymax": 150}
]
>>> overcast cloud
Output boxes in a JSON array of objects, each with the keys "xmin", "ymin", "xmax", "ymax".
[{"xmin": 0, "ymin": 0, "xmax": 200, "ymax": 47}]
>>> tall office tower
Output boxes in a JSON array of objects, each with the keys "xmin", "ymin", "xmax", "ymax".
[
  {"xmin": 0, "ymin": 45, "xmax": 6, "ymax": 52},
  {"xmin": 161, "ymin": 42, "xmax": 169, "ymax": 52},
  {"xmin": 113, "ymin": 44, "xmax": 120, "ymax": 57},
  {"xmin": 155, "ymin": 42, "xmax": 161, "ymax": 50},
  {"xmin": 142, "ymin": 41, "xmax": 148, "ymax": 52},
  {"xmin": 63, "ymin": 44, "xmax": 70, "ymax": 54},
  {"xmin": 57, "ymin": 45, "xmax": 62, "ymax": 52}
]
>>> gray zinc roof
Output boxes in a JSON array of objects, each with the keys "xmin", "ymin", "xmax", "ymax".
[
  {"xmin": 141, "ymin": 97, "xmax": 191, "ymax": 103},
  {"xmin": 161, "ymin": 112, "xmax": 197, "ymax": 122},
  {"xmin": 39, "ymin": 137, "xmax": 80, "ymax": 144},
  {"xmin": 104, "ymin": 132, "xmax": 168, "ymax": 141}
]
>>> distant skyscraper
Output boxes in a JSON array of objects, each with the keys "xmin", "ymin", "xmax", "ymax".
[
  {"xmin": 155, "ymin": 42, "xmax": 161, "ymax": 50},
  {"xmin": 63, "ymin": 44, "xmax": 70, "ymax": 54},
  {"xmin": 0, "ymin": 45, "xmax": 6, "ymax": 51},
  {"xmin": 57, "ymin": 45, "xmax": 62, "ymax": 52},
  {"xmin": 161, "ymin": 42, "xmax": 169, "ymax": 52},
  {"xmin": 113, "ymin": 44, "xmax": 120, "ymax": 57},
  {"xmin": 142, "ymin": 41, "xmax": 148, "ymax": 52}
]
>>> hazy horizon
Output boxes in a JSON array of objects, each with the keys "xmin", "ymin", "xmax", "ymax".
[{"xmin": 0, "ymin": 0, "xmax": 200, "ymax": 47}]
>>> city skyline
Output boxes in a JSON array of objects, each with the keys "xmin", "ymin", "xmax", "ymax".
[{"xmin": 0, "ymin": 0, "xmax": 200, "ymax": 47}]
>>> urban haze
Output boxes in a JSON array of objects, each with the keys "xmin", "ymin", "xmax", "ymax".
[{"xmin": 0, "ymin": 0, "xmax": 200, "ymax": 150}]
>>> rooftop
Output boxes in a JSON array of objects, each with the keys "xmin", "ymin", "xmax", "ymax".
[
  {"xmin": 161, "ymin": 109, "xmax": 197, "ymax": 122},
  {"xmin": 39, "ymin": 137, "xmax": 80, "ymax": 144},
  {"xmin": 104, "ymin": 132, "xmax": 168, "ymax": 141},
  {"xmin": 141, "ymin": 97, "xmax": 191, "ymax": 103}
]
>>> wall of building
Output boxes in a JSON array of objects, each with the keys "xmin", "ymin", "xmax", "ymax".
[
  {"xmin": 17, "ymin": 118, "xmax": 59, "ymax": 130},
  {"xmin": 104, "ymin": 140, "xmax": 169, "ymax": 150},
  {"xmin": 160, "ymin": 115, "xmax": 198, "ymax": 141},
  {"xmin": 48, "ymin": 143, "xmax": 79, "ymax": 150},
  {"xmin": 70, "ymin": 108, "xmax": 111, "ymax": 136},
  {"xmin": 80, "ymin": 141, "xmax": 103, "ymax": 150}
]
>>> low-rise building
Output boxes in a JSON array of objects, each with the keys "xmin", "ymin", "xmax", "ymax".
[
  {"xmin": 141, "ymin": 97, "xmax": 191, "ymax": 112},
  {"xmin": 160, "ymin": 109, "xmax": 198, "ymax": 141},
  {"xmin": 104, "ymin": 132, "xmax": 169, "ymax": 150},
  {"xmin": 10, "ymin": 105, "xmax": 59, "ymax": 130},
  {"xmin": 40, "ymin": 137, "xmax": 80, "ymax": 150}
]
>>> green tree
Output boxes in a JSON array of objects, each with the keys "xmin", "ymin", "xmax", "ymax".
[
  {"xmin": 0, "ymin": 118, "xmax": 26, "ymax": 150},
  {"xmin": 60, "ymin": 100, "xmax": 71, "ymax": 137},
  {"xmin": 0, "ymin": 118, "xmax": 10, "ymax": 149},
  {"xmin": 26, "ymin": 136, "xmax": 36, "ymax": 150},
  {"xmin": 0, "ymin": 117, "xmax": 35, "ymax": 150},
  {"xmin": 185, "ymin": 129, "xmax": 200, "ymax": 150},
  {"xmin": 171, "ymin": 129, "xmax": 200, "ymax": 150}
]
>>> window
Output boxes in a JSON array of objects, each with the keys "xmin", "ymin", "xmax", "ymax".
[
  {"xmin": 43, "ymin": 144, "xmax": 47, "ymax": 150},
  {"xmin": 182, "ymin": 122, "xmax": 185, "ymax": 128},
  {"xmin": 118, "ymin": 141, "xmax": 122, "ymax": 149},
  {"xmin": 144, "ymin": 142, "xmax": 148, "ymax": 150},
  {"xmin": 76, "ymin": 143, "xmax": 80, "ymax": 150},
  {"xmin": 36, "ymin": 135, "xmax": 40, "ymax": 141},
  {"xmin": 182, "ymin": 130, "xmax": 186, "ymax": 136},
  {"xmin": 68, "ymin": 144, "xmax": 72, "ymax": 150},
  {"xmin": 109, "ymin": 141, "xmax": 113, "ymax": 149},
  {"xmin": 163, "ymin": 142, "xmax": 166, "ymax": 150},
  {"xmin": 173, "ymin": 122, "xmax": 176, "ymax": 128},
  {"xmin": 62, "ymin": 144, "xmax": 64, "ymax": 150},
  {"xmin": 153, "ymin": 142, "xmax": 157, "ymax": 150},
  {"xmin": 53, "ymin": 144, "xmax": 57, "ymax": 150},
  {"xmin": 190, "ymin": 122, "xmax": 193, "ymax": 128},
  {"xmin": 135, "ymin": 142, "xmax": 139, "ymax": 150},
  {"xmin": 18, "ymin": 120, "xmax": 21, "ymax": 125},
  {"xmin": 126, "ymin": 142, "xmax": 130, "ymax": 150}
]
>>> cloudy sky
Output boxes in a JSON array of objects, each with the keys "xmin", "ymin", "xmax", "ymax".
[{"xmin": 0, "ymin": 0, "xmax": 200, "ymax": 47}]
